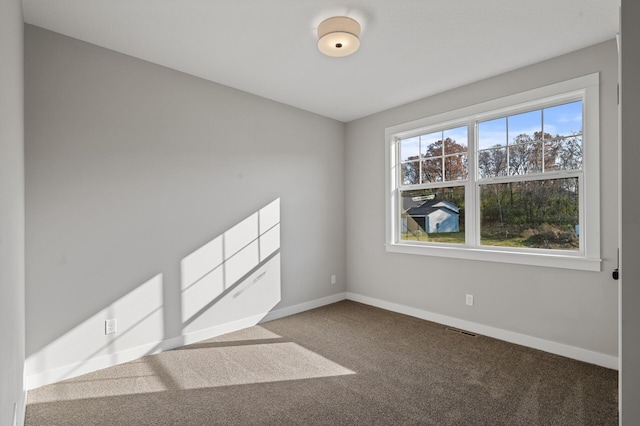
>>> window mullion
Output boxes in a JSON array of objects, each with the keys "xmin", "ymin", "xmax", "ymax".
[
  {"xmin": 418, "ymin": 135, "xmax": 423, "ymax": 185},
  {"xmin": 386, "ymin": 73, "xmax": 599, "ymax": 269},
  {"xmin": 467, "ymin": 121, "xmax": 477, "ymax": 247},
  {"xmin": 541, "ymin": 108, "xmax": 545, "ymax": 174},
  {"xmin": 506, "ymin": 116, "xmax": 510, "ymax": 176}
]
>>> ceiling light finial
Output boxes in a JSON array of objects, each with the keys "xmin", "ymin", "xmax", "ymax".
[{"xmin": 317, "ymin": 16, "xmax": 361, "ymax": 57}]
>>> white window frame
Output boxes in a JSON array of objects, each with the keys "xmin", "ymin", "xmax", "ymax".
[{"xmin": 385, "ymin": 74, "xmax": 600, "ymax": 271}]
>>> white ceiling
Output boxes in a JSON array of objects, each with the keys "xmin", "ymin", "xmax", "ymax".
[{"xmin": 22, "ymin": 0, "xmax": 619, "ymax": 122}]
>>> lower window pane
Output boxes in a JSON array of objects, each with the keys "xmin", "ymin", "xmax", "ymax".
[
  {"xmin": 400, "ymin": 186, "xmax": 465, "ymax": 244},
  {"xmin": 480, "ymin": 178, "xmax": 579, "ymax": 250}
]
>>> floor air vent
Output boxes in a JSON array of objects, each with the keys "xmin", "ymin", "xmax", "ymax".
[{"xmin": 445, "ymin": 327, "xmax": 477, "ymax": 337}]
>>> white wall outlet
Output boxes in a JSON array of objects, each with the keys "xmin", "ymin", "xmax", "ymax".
[
  {"xmin": 105, "ymin": 318, "xmax": 117, "ymax": 335},
  {"xmin": 331, "ymin": 275, "xmax": 337, "ymax": 284},
  {"xmin": 465, "ymin": 294, "xmax": 474, "ymax": 306}
]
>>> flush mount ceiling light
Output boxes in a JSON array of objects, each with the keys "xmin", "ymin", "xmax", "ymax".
[{"xmin": 317, "ymin": 16, "xmax": 361, "ymax": 57}]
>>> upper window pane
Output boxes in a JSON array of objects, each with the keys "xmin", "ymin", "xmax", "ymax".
[
  {"xmin": 544, "ymin": 101, "xmax": 582, "ymax": 138},
  {"xmin": 445, "ymin": 155, "xmax": 468, "ymax": 181},
  {"xmin": 544, "ymin": 135, "xmax": 583, "ymax": 172},
  {"xmin": 479, "ymin": 118, "xmax": 506, "ymax": 150},
  {"xmin": 478, "ymin": 101, "xmax": 583, "ymax": 178},
  {"xmin": 444, "ymin": 127, "xmax": 468, "ymax": 153},
  {"xmin": 509, "ymin": 141, "xmax": 543, "ymax": 175},
  {"xmin": 400, "ymin": 126, "xmax": 469, "ymax": 187},
  {"xmin": 401, "ymin": 161, "xmax": 420, "ymax": 185},
  {"xmin": 421, "ymin": 132, "xmax": 442, "ymax": 158},
  {"xmin": 400, "ymin": 136, "xmax": 420, "ymax": 162},
  {"xmin": 478, "ymin": 147, "xmax": 508, "ymax": 178},
  {"xmin": 543, "ymin": 101, "xmax": 583, "ymax": 172},
  {"xmin": 508, "ymin": 110, "xmax": 542, "ymax": 144},
  {"xmin": 421, "ymin": 158, "xmax": 443, "ymax": 183}
]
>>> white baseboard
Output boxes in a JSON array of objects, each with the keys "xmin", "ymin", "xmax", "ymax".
[
  {"xmin": 26, "ymin": 338, "xmax": 173, "ymax": 390},
  {"xmin": 25, "ymin": 293, "xmax": 348, "ymax": 390},
  {"xmin": 260, "ymin": 293, "xmax": 347, "ymax": 323},
  {"xmin": 25, "ymin": 311, "xmax": 273, "ymax": 390},
  {"xmin": 13, "ymin": 389, "xmax": 26, "ymax": 426},
  {"xmin": 25, "ymin": 290, "xmax": 616, "ymax": 392},
  {"xmin": 346, "ymin": 292, "xmax": 619, "ymax": 370},
  {"xmin": 179, "ymin": 311, "xmax": 271, "ymax": 347}
]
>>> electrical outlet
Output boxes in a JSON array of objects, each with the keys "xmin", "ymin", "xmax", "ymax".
[
  {"xmin": 331, "ymin": 275, "xmax": 337, "ymax": 284},
  {"xmin": 465, "ymin": 294, "xmax": 474, "ymax": 306},
  {"xmin": 105, "ymin": 318, "xmax": 117, "ymax": 335}
]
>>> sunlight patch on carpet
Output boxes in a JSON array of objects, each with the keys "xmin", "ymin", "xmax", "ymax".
[{"xmin": 28, "ymin": 340, "xmax": 355, "ymax": 403}]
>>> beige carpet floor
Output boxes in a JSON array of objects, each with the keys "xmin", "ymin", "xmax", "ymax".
[{"xmin": 25, "ymin": 300, "xmax": 618, "ymax": 425}]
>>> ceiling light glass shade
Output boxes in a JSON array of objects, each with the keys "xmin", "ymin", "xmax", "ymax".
[{"xmin": 317, "ymin": 16, "xmax": 361, "ymax": 57}]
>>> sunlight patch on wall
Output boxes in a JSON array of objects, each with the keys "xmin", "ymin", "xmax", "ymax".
[
  {"xmin": 180, "ymin": 199, "xmax": 281, "ymax": 333},
  {"xmin": 25, "ymin": 274, "xmax": 165, "ymax": 388},
  {"xmin": 26, "ymin": 199, "xmax": 282, "ymax": 390},
  {"xmin": 180, "ymin": 235, "xmax": 225, "ymax": 322}
]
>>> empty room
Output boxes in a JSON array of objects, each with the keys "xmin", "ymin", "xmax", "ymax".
[{"xmin": 2, "ymin": 0, "xmax": 640, "ymax": 425}]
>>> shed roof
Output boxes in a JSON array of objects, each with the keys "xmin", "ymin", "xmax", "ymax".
[{"xmin": 405, "ymin": 199, "xmax": 460, "ymax": 217}]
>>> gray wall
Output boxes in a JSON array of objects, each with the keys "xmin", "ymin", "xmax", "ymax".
[
  {"xmin": 0, "ymin": 0, "xmax": 25, "ymax": 424},
  {"xmin": 23, "ymin": 16, "xmax": 625, "ymax": 404},
  {"xmin": 621, "ymin": 0, "xmax": 640, "ymax": 422},
  {"xmin": 345, "ymin": 40, "xmax": 619, "ymax": 359},
  {"xmin": 25, "ymin": 25, "xmax": 346, "ymax": 385}
]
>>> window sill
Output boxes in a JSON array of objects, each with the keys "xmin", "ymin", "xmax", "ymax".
[{"xmin": 385, "ymin": 242, "xmax": 601, "ymax": 272}]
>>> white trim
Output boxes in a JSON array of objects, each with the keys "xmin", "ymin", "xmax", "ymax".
[
  {"xmin": 346, "ymin": 292, "xmax": 618, "ymax": 370},
  {"xmin": 385, "ymin": 73, "xmax": 601, "ymax": 270},
  {"xmin": 13, "ymin": 390, "xmax": 26, "ymax": 426},
  {"xmin": 386, "ymin": 242, "xmax": 602, "ymax": 271},
  {"xmin": 24, "ymin": 290, "xmax": 617, "ymax": 392},
  {"xmin": 26, "ymin": 341, "xmax": 160, "ymax": 389},
  {"xmin": 178, "ymin": 311, "xmax": 269, "ymax": 347},
  {"xmin": 386, "ymin": 74, "xmax": 599, "ymax": 136},
  {"xmin": 260, "ymin": 293, "xmax": 347, "ymax": 323},
  {"xmin": 25, "ymin": 312, "xmax": 270, "ymax": 390},
  {"xmin": 25, "ymin": 293, "xmax": 348, "ymax": 390}
]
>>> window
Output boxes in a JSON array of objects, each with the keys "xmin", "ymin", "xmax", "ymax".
[
  {"xmin": 386, "ymin": 74, "xmax": 600, "ymax": 271},
  {"xmin": 399, "ymin": 128, "xmax": 468, "ymax": 245}
]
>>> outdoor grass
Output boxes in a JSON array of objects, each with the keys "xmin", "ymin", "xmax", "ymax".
[
  {"xmin": 400, "ymin": 232, "xmax": 577, "ymax": 250},
  {"xmin": 480, "ymin": 235, "xmax": 529, "ymax": 247},
  {"xmin": 401, "ymin": 232, "xmax": 465, "ymax": 244}
]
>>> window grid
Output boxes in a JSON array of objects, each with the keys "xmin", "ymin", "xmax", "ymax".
[
  {"xmin": 386, "ymin": 74, "xmax": 600, "ymax": 271},
  {"xmin": 394, "ymin": 98, "xmax": 586, "ymax": 253}
]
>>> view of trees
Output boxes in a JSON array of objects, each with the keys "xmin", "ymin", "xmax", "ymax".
[
  {"xmin": 401, "ymin": 138, "xmax": 467, "ymax": 184},
  {"xmin": 478, "ymin": 131, "xmax": 582, "ymax": 178},
  {"xmin": 400, "ymin": 130, "xmax": 582, "ymax": 250},
  {"xmin": 480, "ymin": 178, "xmax": 579, "ymax": 249}
]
